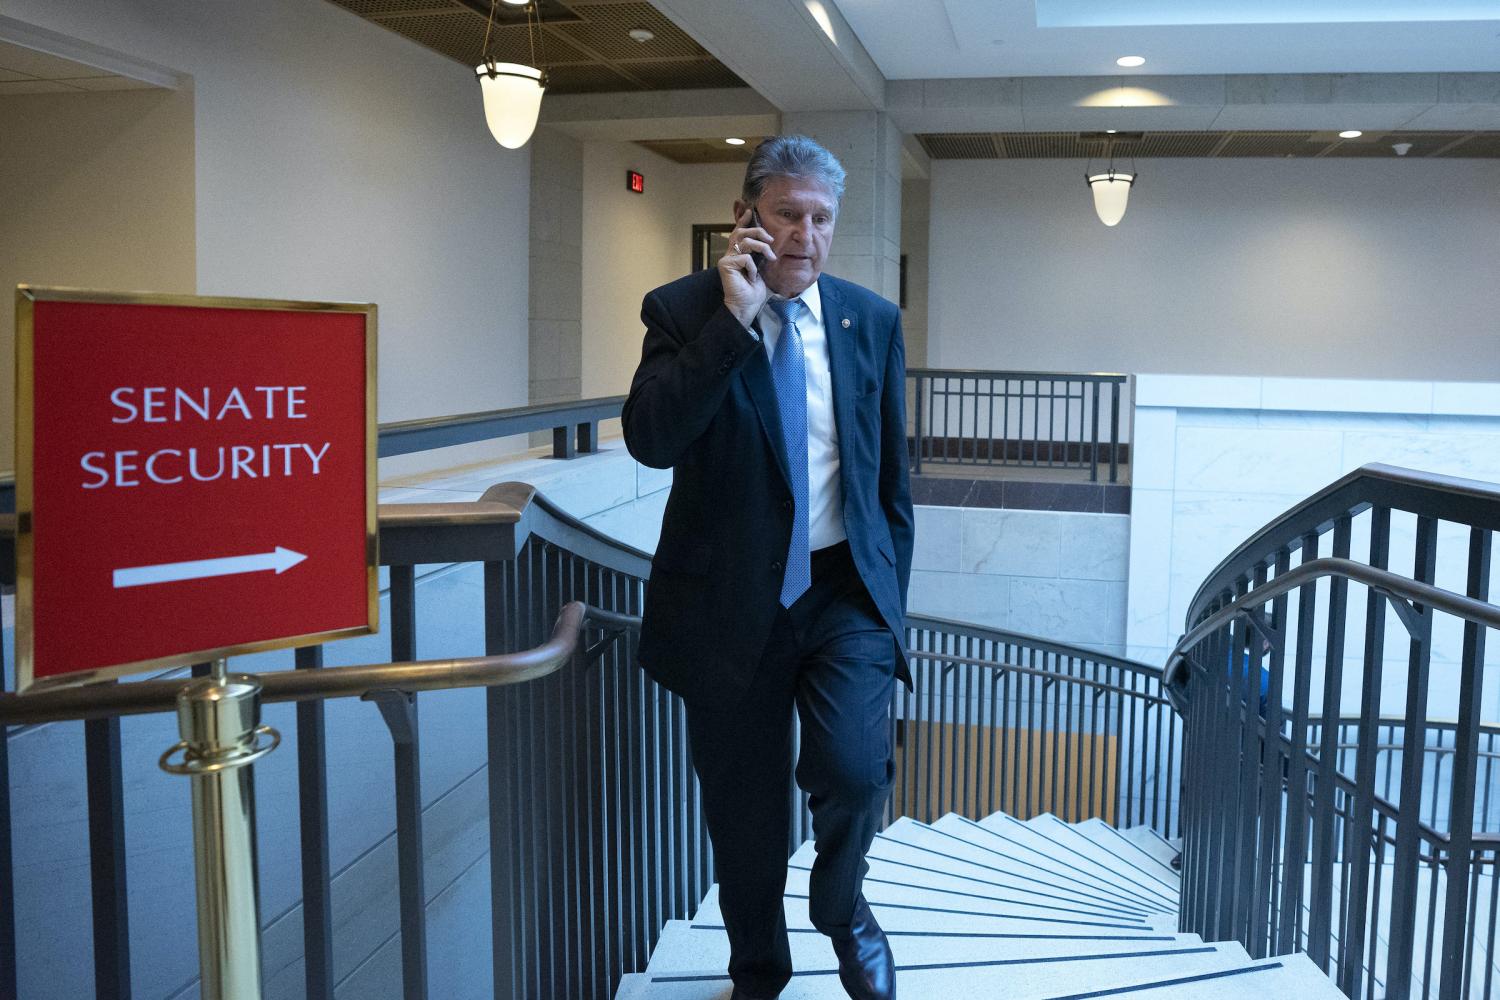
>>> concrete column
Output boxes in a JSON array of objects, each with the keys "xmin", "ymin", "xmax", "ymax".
[
  {"xmin": 528, "ymin": 125, "xmax": 583, "ymax": 408},
  {"xmin": 900, "ymin": 177, "xmax": 930, "ymax": 367},
  {"xmin": 781, "ymin": 111, "xmax": 902, "ymax": 304}
]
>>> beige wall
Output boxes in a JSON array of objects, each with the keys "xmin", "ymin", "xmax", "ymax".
[
  {"xmin": 928, "ymin": 157, "xmax": 1500, "ymax": 379},
  {"xmin": 0, "ymin": 87, "xmax": 197, "ymax": 474},
  {"xmin": 4, "ymin": 0, "xmax": 533, "ymax": 465},
  {"xmin": 581, "ymin": 142, "xmax": 743, "ymax": 399}
]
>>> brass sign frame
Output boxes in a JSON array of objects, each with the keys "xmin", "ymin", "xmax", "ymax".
[{"xmin": 13, "ymin": 285, "xmax": 380, "ymax": 692}]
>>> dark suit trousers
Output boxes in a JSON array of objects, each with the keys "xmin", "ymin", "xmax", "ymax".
[{"xmin": 685, "ymin": 541, "xmax": 897, "ymax": 996}]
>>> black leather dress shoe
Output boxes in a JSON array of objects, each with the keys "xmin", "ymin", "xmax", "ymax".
[{"xmin": 830, "ymin": 896, "xmax": 895, "ymax": 1000}]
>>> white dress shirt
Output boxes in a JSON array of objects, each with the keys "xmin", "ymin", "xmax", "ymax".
[{"xmin": 757, "ymin": 282, "xmax": 847, "ymax": 550}]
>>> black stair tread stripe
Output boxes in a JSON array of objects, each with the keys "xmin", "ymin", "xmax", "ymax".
[
  {"xmin": 910, "ymin": 819, "xmax": 1176, "ymax": 915},
  {"xmin": 943, "ymin": 814, "xmax": 1180, "ymax": 910},
  {"xmin": 848, "ymin": 853, "xmax": 1153, "ymax": 919},
  {"xmin": 1085, "ymin": 820, "xmax": 1183, "ymax": 879},
  {"xmin": 778, "ymin": 892, "xmax": 1152, "ymax": 928},
  {"xmin": 686, "ymin": 923, "xmax": 1176, "ymax": 942},
  {"xmin": 1041, "ymin": 960, "xmax": 1285, "ymax": 999},
  {"xmin": 873, "ymin": 834, "xmax": 1155, "ymax": 918},
  {"xmin": 1014, "ymin": 814, "xmax": 1180, "ymax": 895},
  {"xmin": 788, "ymin": 863, "xmax": 1161, "ymax": 920},
  {"xmin": 648, "ymin": 946, "xmax": 1221, "ymax": 983}
]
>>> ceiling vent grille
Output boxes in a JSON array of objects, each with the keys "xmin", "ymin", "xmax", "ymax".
[
  {"xmin": 999, "ymin": 132, "xmax": 1086, "ymax": 158},
  {"xmin": 554, "ymin": 2, "xmax": 706, "ymax": 60},
  {"xmin": 1215, "ymin": 131, "xmax": 1323, "ymax": 157},
  {"xmin": 919, "ymin": 133, "xmax": 1000, "ymax": 159},
  {"xmin": 616, "ymin": 60, "xmax": 743, "ymax": 90},
  {"xmin": 324, "ymin": 0, "xmax": 743, "ymax": 93},
  {"xmin": 1446, "ymin": 133, "xmax": 1500, "ymax": 156},
  {"xmin": 1128, "ymin": 131, "xmax": 1223, "ymax": 157}
]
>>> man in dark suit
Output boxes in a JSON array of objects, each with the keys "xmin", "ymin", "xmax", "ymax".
[{"xmin": 623, "ymin": 135, "xmax": 913, "ymax": 1000}]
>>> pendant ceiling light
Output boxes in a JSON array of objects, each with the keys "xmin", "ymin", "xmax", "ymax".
[
  {"xmin": 476, "ymin": 0, "xmax": 548, "ymax": 149},
  {"xmin": 1085, "ymin": 138, "xmax": 1137, "ymax": 227}
]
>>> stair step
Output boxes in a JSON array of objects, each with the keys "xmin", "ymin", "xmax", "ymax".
[
  {"xmin": 1116, "ymin": 825, "xmax": 1181, "ymax": 872},
  {"xmin": 644, "ymin": 918, "xmax": 1197, "ymax": 977},
  {"xmin": 865, "ymin": 820, "xmax": 1159, "ymax": 922},
  {"xmin": 1039, "ymin": 952, "xmax": 1348, "ymax": 999},
  {"xmin": 692, "ymin": 884, "xmax": 1154, "ymax": 936},
  {"xmin": 784, "ymin": 865, "xmax": 1169, "ymax": 933},
  {"xmin": 623, "ymin": 940, "xmax": 1252, "ymax": 998},
  {"xmin": 927, "ymin": 814, "xmax": 1178, "ymax": 915},
  {"xmin": 1075, "ymin": 818, "xmax": 1183, "ymax": 882},
  {"xmin": 888, "ymin": 817, "xmax": 1173, "ymax": 916},
  {"xmin": 1016, "ymin": 814, "xmax": 1180, "ymax": 897}
]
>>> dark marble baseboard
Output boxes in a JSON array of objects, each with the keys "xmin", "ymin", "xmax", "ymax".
[{"xmin": 911, "ymin": 475, "xmax": 1131, "ymax": 513}]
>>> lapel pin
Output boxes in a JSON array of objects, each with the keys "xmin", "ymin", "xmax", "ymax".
[{"xmin": 841, "ymin": 318, "xmax": 851, "ymax": 328}]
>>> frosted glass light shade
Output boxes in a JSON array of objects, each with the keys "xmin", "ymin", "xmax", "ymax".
[
  {"xmin": 1087, "ymin": 172, "xmax": 1134, "ymax": 226},
  {"xmin": 476, "ymin": 63, "xmax": 545, "ymax": 149}
]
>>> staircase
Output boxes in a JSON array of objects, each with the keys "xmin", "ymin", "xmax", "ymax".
[{"xmin": 615, "ymin": 812, "xmax": 1345, "ymax": 999}]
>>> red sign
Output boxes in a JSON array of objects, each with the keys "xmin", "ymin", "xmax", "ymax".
[
  {"xmin": 14, "ymin": 288, "xmax": 378, "ymax": 690},
  {"xmin": 627, "ymin": 170, "xmax": 645, "ymax": 194}
]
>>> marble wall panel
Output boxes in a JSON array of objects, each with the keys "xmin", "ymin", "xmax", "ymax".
[
  {"xmin": 1060, "ymin": 514, "xmax": 1131, "ymax": 582},
  {"xmin": 961, "ymin": 508, "xmax": 1063, "ymax": 577},
  {"xmin": 908, "ymin": 569, "xmax": 1010, "ymax": 630},
  {"xmin": 913, "ymin": 505, "xmax": 962, "ymax": 573},
  {"xmin": 1010, "ymin": 578, "xmax": 1126, "ymax": 646},
  {"xmin": 1172, "ymin": 426, "xmax": 1345, "ymax": 495}
]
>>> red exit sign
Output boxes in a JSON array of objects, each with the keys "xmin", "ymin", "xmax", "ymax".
[
  {"xmin": 627, "ymin": 170, "xmax": 645, "ymax": 194},
  {"xmin": 14, "ymin": 287, "xmax": 379, "ymax": 690}
]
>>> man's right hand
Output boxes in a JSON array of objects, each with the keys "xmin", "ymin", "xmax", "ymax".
[{"xmin": 719, "ymin": 208, "xmax": 776, "ymax": 329}]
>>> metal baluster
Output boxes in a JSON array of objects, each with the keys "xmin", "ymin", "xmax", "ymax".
[
  {"xmin": 294, "ymin": 644, "xmax": 335, "ymax": 1000},
  {"xmin": 1341, "ymin": 506, "xmax": 1392, "ymax": 998},
  {"xmin": 1438, "ymin": 528, "xmax": 1490, "ymax": 997},
  {"xmin": 1309, "ymin": 516, "xmax": 1352, "ymax": 971},
  {"xmin": 370, "ymin": 561, "xmax": 427, "ymax": 1000},
  {"xmin": 1108, "ymin": 381, "xmax": 1121, "ymax": 483},
  {"xmin": 1001, "ymin": 379, "xmax": 1011, "ymax": 467},
  {"xmin": 1366, "ymin": 816, "xmax": 1390, "ymax": 1000},
  {"xmin": 485, "ymin": 558, "xmax": 521, "ymax": 1000},
  {"xmin": 85, "ymin": 717, "xmax": 131, "ymax": 1000},
  {"xmin": 1422, "ymin": 845, "xmax": 1440, "ymax": 1000},
  {"xmin": 1483, "ymin": 850, "xmax": 1499, "ymax": 1000},
  {"xmin": 912, "ymin": 374, "xmax": 925, "ymax": 474},
  {"xmin": 1278, "ymin": 532, "xmax": 1320, "ymax": 957},
  {"xmin": 1089, "ymin": 382, "xmax": 1101, "ymax": 482},
  {"xmin": 1387, "ymin": 515, "xmax": 1439, "ymax": 999},
  {"xmin": 0, "ymin": 625, "xmax": 16, "ymax": 1000},
  {"xmin": 1251, "ymin": 551, "xmax": 1292, "ymax": 957}
]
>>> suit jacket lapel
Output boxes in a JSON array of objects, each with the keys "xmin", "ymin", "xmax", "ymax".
[
  {"xmin": 739, "ymin": 313, "xmax": 793, "ymax": 491},
  {"xmin": 820, "ymin": 276, "xmax": 859, "ymax": 475}
]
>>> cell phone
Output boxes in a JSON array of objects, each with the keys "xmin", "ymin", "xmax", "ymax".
[{"xmin": 748, "ymin": 208, "xmax": 767, "ymax": 274}]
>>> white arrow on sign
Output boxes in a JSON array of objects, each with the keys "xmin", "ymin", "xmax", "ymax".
[{"xmin": 113, "ymin": 547, "xmax": 308, "ymax": 589}]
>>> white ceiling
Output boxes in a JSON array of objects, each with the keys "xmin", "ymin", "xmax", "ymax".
[{"xmin": 835, "ymin": 0, "xmax": 1500, "ymax": 79}]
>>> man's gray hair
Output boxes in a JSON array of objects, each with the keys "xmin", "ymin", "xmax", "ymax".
[{"xmin": 741, "ymin": 134, "xmax": 846, "ymax": 209}]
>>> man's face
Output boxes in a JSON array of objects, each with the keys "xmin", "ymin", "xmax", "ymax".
[{"xmin": 734, "ymin": 175, "xmax": 836, "ymax": 298}]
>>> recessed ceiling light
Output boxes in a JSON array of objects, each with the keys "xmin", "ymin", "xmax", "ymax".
[
  {"xmin": 628, "ymin": 27, "xmax": 655, "ymax": 42},
  {"xmin": 501, "ymin": 0, "xmax": 528, "ymax": 6},
  {"xmin": 1339, "ymin": 129, "xmax": 1363, "ymax": 139},
  {"xmin": 725, "ymin": 137, "xmax": 746, "ymax": 146},
  {"xmin": 1106, "ymin": 129, "xmax": 1117, "ymax": 134},
  {"xmin": 1116, "ymin": 55, "xmax": 1146, "ymax": 68}
]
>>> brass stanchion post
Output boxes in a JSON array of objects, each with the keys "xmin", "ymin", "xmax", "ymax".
[{"xmin": 160, "ymin": 659, "xmax": 280, "ymax": 1000}]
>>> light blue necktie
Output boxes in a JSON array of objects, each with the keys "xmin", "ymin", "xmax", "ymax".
[{"xmin": 769, "ymin": 297, "xmax": 811, "ymax": 607}]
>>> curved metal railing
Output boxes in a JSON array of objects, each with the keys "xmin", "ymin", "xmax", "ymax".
[
  {"xmin": 900, "ymin": 616, "xmax": 1177, "ymax": 837},
  {"xmin": 1169, "ymin": 464, "xmax": 1500, "ymax": 1000}
]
